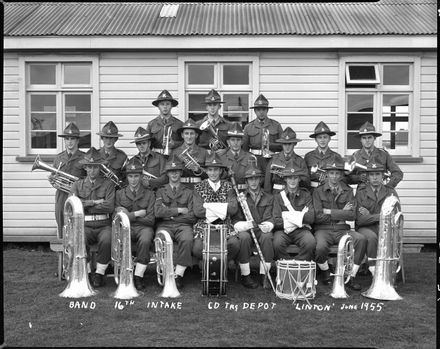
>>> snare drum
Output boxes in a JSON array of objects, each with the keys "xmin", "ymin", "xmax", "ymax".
[
  {"xmin": 202, "ymin": 224, "xmax": 228, "ymax": 296},
  {"xmin": 276, "ymin": 259, "xmax": 317, "ymax": 303}
]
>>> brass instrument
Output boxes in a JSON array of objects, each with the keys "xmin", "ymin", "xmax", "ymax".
[
  {"xmin": 100, "ymin": 163, "xmax": 122, "ymax": 187},
  {"xmin": 362, "ymin": 195, "xmax": 404, "ymax": 301},
  {"xmin": 261, "ymin": 128, "xmax": 273, "ymax": 158},
  {"xmin": 154, "ymin": 230, "xmax": 181, "ymax": 298},
  {"xmin": 270, "ymin": 163, "xmax": 285, "ymax": 176},
  {"xmin": 200, "ymin": 119, "xmax": 227, "ymax": 152},
  {"xmin": 111, "ymin": 210, "xmax": 142, "ymax": 299},
  {"xmin": 178, "ymin": 147, "xmax": 205, "ymax": 176},
  {"xmin": 163, "ymin": 126, "xmax": 172, "ymax": 156},
  {"xmin": 32, "ymin": 155, "xmax": 78, "ymax": 193},
  {"xmin": 330, "ymin": 234, "xmax": 354, "ymax": 299},
  {"xmin": 310, "ymin": 164, "xmax": 327, "ymax": 183},
  {"xmin": 344, "ymin": 161, "xmax": 368, "ymax": 173},
  {"xmin": 59, "ymin": 195, "xmax": 97, "ymax": 298},
  {"xmin": 142, "ymin": 169, "xmax": 158, "ymax": 180}
]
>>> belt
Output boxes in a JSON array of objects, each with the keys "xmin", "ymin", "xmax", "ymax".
[
  {"xmin": 311, "ymin": 181, "xmax": 320, "ymax": 188},
  {"xmin": 152, "ymin": 148, "xmax": 165, "ymax": 154},
  {"xmin": 237, "ymin": 184, "xmax": 248, "ymax": 190},
  {"xmin": 250, "ymin": 149, "xmax": 262, "ymax": 155},
  {"xmin": 273, "ymin": 184, "xmax": 285, "ymax": 190},
  {"xmin": 84, "ymin": 214, "xmax": 110, "ymax": 222},
  {"xmin": 181, "ymin": 177, "xmax": 202, "ymax": 183}
]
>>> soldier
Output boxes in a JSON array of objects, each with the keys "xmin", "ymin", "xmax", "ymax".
[
  {"xmin": 147, "ymin": 90, "xmax": 183, "ymax": 156},
  {"xmin": 231, "ymin": 163, "xmax": 275, "ymax": 287},
  {"xmin": 130, "ymin": 126, "xmax": 168, "ymax": 191},
  {"xmin": 196, "ymin": 89, "xmax": 231, "ymax": 155},
  {"xmin": 50, "ymin": 122, "xmax": 86, "ymax": 238},
  {"xmin": 355, "ymin": 160, "xmax": 399, "ymax": 278},
  {"xmin": 154, "ymin": 156, "xmax": 197, "ymax": 289},
  {"xmin": 304, "ymin": 121, "xmax": 346, "ymax": 191},
  {"xmin": 264, "ymin": 127, "xmax": 310, "ymax": 194},
  {"xmin": 97, "ymin": 121, "xmax": 128, "ymax": 187},
  {"xmin": 312, "ymin": 157, "xmax": 367, "ymax": 290},
  {"xmin": 171, "ymin": 119, "xmax": 208, "ymax": 189},
  {"xmin": 70, "ymin": 147, "xmax": 115, "ymax": 288},
  {"xmin": 346, "ymin": 121, "xmax": 403, "ymax": 189},
  {"xmin": 272, "ymin": 164, "xmax": 316, "ymax": 262},
  {"xmin": 243, "ymin": 94, "xmax": 283, "ymax": 171},
  {"xmin": 114, "ymin": 157, "xmax": 156, "ymax": 291}
]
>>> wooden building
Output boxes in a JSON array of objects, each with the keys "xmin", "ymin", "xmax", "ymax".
[{"xmin": 3, "ymin": 1, "xmax": 437, "ymax": 248}]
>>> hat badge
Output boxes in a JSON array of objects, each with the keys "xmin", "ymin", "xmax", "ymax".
[
  {"xmin": 212, "ymin": 159, "xmax": 217, "ymax": 163},
  {"xmin": 171, "ymin": 162, "xmax": 176, "ymax": 168},
  {"xmin": 290, "ymin": 169, "xmax": 295, "ymax": 173},
  {"xmin": 321, "ymin": 128, "xmax": 325, "ymax": 132},
  {"xmin": 90, "ymin": 157, "xmax": 94, "ymax": 162},
  {"xmin": 130, "ymin": 164, "xmax": 136, "ymax": 170},
  {"xmin": 372, "ymin": 163, "xmax": 377, "ymax": 168},
  {"xmin": 332, "ymin": 163, "xmax": 336, "ymax": 167},
  {"xmin": 107, "ymin": 128, "xmax": 112, "ymax": 134},
  {"xmin": 363, "ymin": 128, "xmax": 368, "ymax": 132},
  {"xmin": 211, "ymin": 96, "xmax": 215, "ymax": 101},
  {"xmin": 252, "ymin": 170, "xmax": 256, "ymax": 175},
  {"xmin": 68, "ymin": 129, "xmax": 72, "ymax": 134},
  {"xmin": 286, "ymin": 135, "xmax": 290, "ymax": 140}
]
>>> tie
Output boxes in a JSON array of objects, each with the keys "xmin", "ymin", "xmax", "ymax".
[
  {"xmin": 67, "ymin": 152, "xmax": 72, "ymax": 159},
  {"xmin": 132, "ymin": 189, "xmax": 136, "ymax": 197},
  {"xmin": 105, "ymin": 152, "xmax": 109, "ymax": 158},
  {"xmin": 172, "ymin": 186, "xmax": 177, "ymax": 195},
  {"xmin": 374, "ymin": 188, "xmax": 378, "ymax": 198},
  {"xmin": 234, "ymin": 152, "xmax": 239, "ymax": 160}
]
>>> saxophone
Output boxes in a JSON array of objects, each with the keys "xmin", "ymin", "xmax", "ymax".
[{"xmin": 330, "ymin": 233, "xmax": 354, "ymax": 299}]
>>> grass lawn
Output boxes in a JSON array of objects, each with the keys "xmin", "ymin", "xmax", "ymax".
[{"xmin": 2, "ymin": 245, "xmax": 437, "ymax": 348}]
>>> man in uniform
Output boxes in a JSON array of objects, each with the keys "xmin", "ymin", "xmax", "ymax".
[
  {"xmin": 70, "ymin": 147, "xmax": 115, "ymax": 288},
  {"xmin": 312, "ymin": 157, "xmax": 367, "ymax": 290},
  {"xmin": 50, "ymin": 122, "xmax": 86, "ymax": 238},
  {"xmin": 97, "ymin": 121, "xmax": 128, "ymax": 187},
  {"xmin": 355, "ymin": 160, "xmax": 399, "ymax": 278},
  {"xmin": 264, "ymin": 127, "xmax": 310, "ymax": 194},
  {"xmin": 115, "ymin": 157, "xmax": 156, "ymax": 291},
  {"xmin": 130, "ymin": 126, "xmax": 168, "ymax": 191},
  {"xmin": 272, "ymin": 164, "xmax": 316, "ymax": 262},
  {"xmin": 147, "ymin": 90, "xmax": 183, "ymax": 156},
  {"xmin": 154, "ymin": 156, "xmax": 197, "ymax": 289},
  {"xmin": 196, "ymin": 89, "xmax": 231, "ymax": 155},
  {"xmin": 347, "ymin": 121, "xmax": 403, "ymax": 189},
  {"xmin": 243, "ymin": 94, "xmax": 283, "ymax": 171}
]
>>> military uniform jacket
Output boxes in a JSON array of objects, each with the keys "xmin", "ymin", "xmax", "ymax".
[
  {"xmin": 354, "ymin": 184, "xmax": 399, "ymax": 230},
  {"xmin": 155, "ymin": 184, "xmax": 196, "ymax": 225},
  {"xmin": 304, "ymin": 148, "xmax": 344, "ymax": 184},
  {"xmin": 147, "ymin": 115, "xmax": 183, "ymax": 150},
  {"xmin": 242, "ymin": 118, "xmax": 283, "ymax": 153},
  {"xmin": 115, "ymin": 185, "xmax": 155, "ymax": 227},
  {"xmin": 312, "ymin": 181, "xmax": 355, "ymax": 230},
  {"xmin": 273, "ymin": 188, "xmax": 315, "ymax": 230},
  {"xmin": 231, "ymin": 190, "xmax": 274, "ymax": 228},
  {"xmin": 132, "ymin": 152, "xmax": 168, "ymax": 190},
  {"xmin": 71, "ymin": 177, "xmax": 115, "ymax": 215},
  {"xmin": 99, "ymin": 147, "xmax": 128, "ymax": 183},
  {"xmin": 196, "ymin": 115, "xmax": 231, "ymax": 150},
  {"xmin": 170, "ymin": 144, "xmax": 208, "ymax": 180},
  {"xmin": 347, "ymin": 147, "xmax": 403, "ymax": 188},
  {"xmin": 53, "ymin": 149, "xmax": 86, "ymax": 181},
  {"xmin": 264, "ymin": 152, "xmax": 311, "ymax": 192},
  {"xmin": 220, "ymin": 149, "xmax": 263, "ymax": 185}
]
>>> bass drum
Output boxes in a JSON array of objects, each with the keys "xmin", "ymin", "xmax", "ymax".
[{"xmin": 202, "ymin": 224, "xmax": 228, "ymax": 296}]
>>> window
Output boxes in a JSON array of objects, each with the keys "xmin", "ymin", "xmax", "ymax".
[
  {"xmin": 345, "ymin": 63, "xmax": 412, "ymax": 155},
  {"xmin": 185, "ymin": 62, "xmax": 252, "ymax": 127},
  {"xmin": 346, "ymin": 64, "xmax": 380, "ymax": 85},
  {"xmin": 26, "ymin": 62, "xmax": 93, "ymax": 154}
]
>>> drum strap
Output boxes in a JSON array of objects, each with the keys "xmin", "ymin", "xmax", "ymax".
[{"xmin": 280, "ymin": 190, "xmax": 295, "ymax": 212}]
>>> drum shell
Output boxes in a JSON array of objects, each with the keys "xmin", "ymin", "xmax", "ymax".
[{"xmin": 276, "ymin": 260, "xmax": 317, "ymax": 301}]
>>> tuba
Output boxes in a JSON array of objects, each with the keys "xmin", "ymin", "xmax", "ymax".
[
  {"xmin": 111, "ymin": 210, "xmax": 142, "ymax": 299},
  {"xmin": 261, "ymin": 128, "xmax": 273, "ymax": 158},
  {"xmin": 162, "ymin": 126, "xmax": 172, "ymax": 156},
  {"xmin": 32, "ymin": 155, "xmax": 78, "ymax": 193},
  {"xmin": 200, "ymin": 119, "xmax": 227, "ymax": 152},
  {"xmin": 178, "ymin": 147, "xmax": 205, "ymax": 176},
  {"xmin": 154, "ymin": 230, "xmax": 181, "ymax": 298},
  {"xmin": 330, "ymin": 233, "xmax": 354, "ymax": 299},
  {"xmin": 362, "ymin": 195, "xmax": 404, "ymax": 301},
  {"xmin": 59, "ymin": 195, "xmax": 97, "ymax": 298},
  {"xmin": 100, "ymin": 163, "xmax": 122, "ymax": 187}
]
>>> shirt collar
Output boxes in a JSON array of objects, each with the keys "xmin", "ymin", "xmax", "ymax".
[{"xmin": 208, "ymin": 179, "xmax": 220, "ymax": 191}]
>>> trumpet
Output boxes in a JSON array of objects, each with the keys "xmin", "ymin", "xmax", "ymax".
[
  {"xmin": 344, "ymin": 161, "xmax": 368, "ymax": 173},
  {"xmin": 32, "ymin": 155, "xmax": 78, "ymax": 193},
  {"xmin": 200, "ymin": 119, "xmax": 227, "ymax": 152},
  {"xmin": 100, "ymin": 163, "xmax": 122, "ymax": 187},
  {"xmin": 163, "ymin": 126, "xmax": 172, "ymax": 156},
  {"xmin": 178, "ymin": 148, "xmax": 205, "ymax": 176},
  {"xmin": 261, "ymin": 128, "xmax": 273, "ymax": 158},
  {"xmin": 310, "ymin": 164, "xmax": 327, "ymax": 183}
]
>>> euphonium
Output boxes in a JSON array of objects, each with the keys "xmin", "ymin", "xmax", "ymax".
[
  {"xmin": 154, "ymin": 230, "xmax": 181, "ymax": 298},
  {"xmin": 200, "ymin": 119, "xmax": 227, "ymax": 152},
  {"xmin": 162, "ymin": 126, "xmax": 172, "ymax": 156},
  {"xmin": 362, "ymin": 195, "xmax": 403, "ymax": 301},
  {"xmin": 330, "ymin": 233, "xmax": 354, "ymax": 299},
  {"xmin": 261, "ymin": 128, "xmax": 273, "ymax": 158},
  {"xmin": 178, "ymin": 147, "xmax": 205, "ymax": 176},
  {"xmin": 100, "ymin": 163, "xmax": 122, "ymax": 187},
  {"xmin": 59, "ymin": 195, "xmax": 97, "ymax": 298},
  {"xmin": 32, "ymin": 155, "xmax": 78, "ymax": 193},
  {"xmin": 111, "ymin": 211, "xmax": 142, "ymax": 299}
]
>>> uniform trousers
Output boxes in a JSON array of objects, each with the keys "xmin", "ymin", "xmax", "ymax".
[
  {"xmin": 273, "ymin": 228, "xmax": 316, "ymax": 261},
  {"xmin": 55, "ymin": 190, "xmax": 68, "ymax": 237},
  {"xmin": 131, "ymin": 225, "xmax": 154, "ymax": 265},
  {"xmin": 84, "ymin": 220, "xmax": 112, "ymax": 265},
  {"xmin": 232, "ymin": 229, "xmax": 274, "ymax": 263},
  {"xmin": 357, "ymin": 225, "xmax": 379, "ymax": 261},
  {"xmin": 157, "ymin": 222, "xmax": 194, "ymax": 267},
  {"xmin": 315, "ymin": 228, "xmax": 367, "ymax": 265}
]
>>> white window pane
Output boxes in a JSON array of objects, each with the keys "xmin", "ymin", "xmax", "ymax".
[
  {"xmin": 188, "ymin": 64, "xmax": 214, "ymax": 85},
  {"xmin": 64, "ymin": 64, "xmax": 91, "ymax": 85},
  {"xmin": 347, "ymin": 94, "xmax": 374, "ymax": 112},
  {"xmin": 30, "ymin": 64, "xmax": 56, "ymax": 85},
  {"xmin": 223, "ymin": 65, "xmax": 249, "ymax": 85},
  {"xmin": 65, "ymin": 94, "xmax": 91, "ymax": 112},
  {"xmin": 383, "ymin": 65, "xmax": 409, "ymax": 85}
]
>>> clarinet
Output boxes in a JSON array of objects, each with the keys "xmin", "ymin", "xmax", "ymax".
[{"xmin": 228, "ymin": 168, "xmax": 276, "ymax": 293}]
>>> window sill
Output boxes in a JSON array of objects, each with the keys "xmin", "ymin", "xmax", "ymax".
[
  {"xmin": 16, "ymin": 155, "xmax": 56, "ymax": 163},
  {"xmin": 343, "ymin": 155, "xmax": 423, "ymax": 164}
]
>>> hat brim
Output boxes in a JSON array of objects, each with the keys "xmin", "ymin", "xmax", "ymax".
[
  {"xmin": 126, "ymin": 169, "xmax": 143, "ymax": 174},
  {"xmin": 355, "ymin": 132, "xmax": 382, "ymax": 137},
  {"xmin": 203, "ymin": 163, "xmax": 226, "ymax": 168},
  {"xmin": 244, "ymin": 173, "xmax": 263, "ymax": 179},
  {"xmin": 177, "ymin": 126, "xmax": 202, "ymax": 135},
  {"xmin": 79, "ymin": 159, "xmax": 106, "ymax": 165},
  {"xmin": 249, "ymin": 106, "xmax": 273, "ymax": 109},
  {"xmin": 309, "ymin": 131, "xmax": 336, "ymax": 138},
  {"xmin": 322, "ymin": 166, "xmax": 345, "ymax": 171},
  {"xmin": 152, "ymin": 99, "xmax": 178, "ymax": 107},
  {"xmin": 165, "ymin": 167, "xmax": 184, "ymax": 172},
  {"xmin": 130, "ymin": 136, "xmax": 152, "ymax": 143},
  {"xmin": 365, "ymin": 168, "xmax": 385, "ymax": 172},
  {"xmin": 227, "ymin": 134, "xmax": 245, "ymax": 138},
  {"xmin": 97, "ymin": 132, "xmax": 123, "ymax": 138},
  {"xmin": 276, "ymin": 139, "xmax": 302, "ymax": 143}
]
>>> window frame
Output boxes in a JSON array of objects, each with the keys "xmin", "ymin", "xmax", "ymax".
[
  {"xmin": 345, "ymin": 63, "xmax": 380, "ymax": 85},
  {"xmin": 18, "ymin": 55, "xmax": 100, "ymax": 157}
]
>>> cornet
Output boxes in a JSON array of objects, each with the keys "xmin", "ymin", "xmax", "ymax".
[
  {"xmin": 270, "ymin": 163, "xmax": 285, "ymax": 176},
  {"xmin": 344, "ymin": 161, "xmax": 368, "ymax": 173},
  {"xmin": 32, "ymin": 155, "xmax": 78, "ymax": 193},
  {"xmin": 162, "ymin": 126, "xmax": 172, "ymax": 156},
  {"xmin": 200, "ymin": 119, "xmax": 227, "ymax": 152},
  {"xmin": 330, "ymin": 234, "xmax": 354, "ymax": 299},
  {"xmin": 154, "ymin": 230, "xmax": 180, "ymax": 298},
  {"xmin": 142, "ymin": 169, "xmax": 158, "ymax": 180},
  {"xmin": 261, "ymin": 128, "xmax": 273, "ymax": 158},
  {"xmin": 310, "ymin": 164, "xmax": 327, "ymax": 183},
  {"xmin": 178, "ymin": 147, "xmax": 205, "ymax": 176},
  {"xmin": 100, "ymin": 163, "xmax": 122, "ymax": 187}
]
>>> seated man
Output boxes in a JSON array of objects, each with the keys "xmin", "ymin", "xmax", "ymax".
[
  {"xmin": 70, "ymin": 147, "xmax": 115, "ymax": 288},
  {"xmin": 355, "ymin": 160, "xmax": 399, "ymax": 278},
  {"xmin": 155, "ymin": 156, "xmax": 196, "ymax": 289},
  {"xmin": 115, "ymin": 157, "xmax": 155, "ymax": 291},
  {"xmin": 231, "ymin": 163, "xmax": 275, "ymax": 287},
  {"xmin": 272, "ymin": 165, "xmax": 316, "ymax": 263},
  {"xmin": 313, "ymin": 157, "xmax": 367, "ymax": 290}
]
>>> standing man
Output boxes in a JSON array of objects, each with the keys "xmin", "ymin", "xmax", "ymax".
[
  {"xmin": 130, "ymin": 126, "xmax": 168, "ymax": 191},
  {"xmin": 243, "ymin": 94, "xmax": 283, "ymax": 171},
  {"xmin": 50, "ymin": 122, "xmax": 86, "ymax": 238},
  {"xmin": 147, "ymin": 90, "xmax": 183, "ymax": 156},
  {"xmin": 155, "ymin": 156, "xmax": 197, "ymax": 289},
  {"xmin": 355, "ymin": 160, "xmax": 399, "ymax": 278},
  {"xmin": 313, "ymin": 157, "xmax": 367, "ymax": 290},
  {"xmin": 347, "ymin": 121, "xmax": 403, "ymax": 189},
  {"xmin": 264, "ymin": 127, "xmax": 310, "ymax": 194},
  {"xmin": 70, "ymin": 147, "xmax": 115, "ymax": 288},
  {"xmin": 196, "ymin": 89, "xmax": 231, "ymax": 155},
  {"xmin": 115, "ymin": 157, "xmax": 156, "ymax": 291}
]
